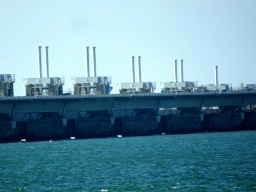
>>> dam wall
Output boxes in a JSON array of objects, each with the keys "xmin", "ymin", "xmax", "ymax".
[{"xmin": 1, "ymin": 91, "xmax": 256, "ymax": 142}]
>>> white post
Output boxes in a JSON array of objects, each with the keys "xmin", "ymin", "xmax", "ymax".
[
  {"xmin": 92, "ymin": 47, "xmax": 96, "ymax": 77},
  {"xmin": 45, "ymin": 46, "xmax": 49, "ymax": 78},
  {"xmin": 131, "ymin": 56, "xmax": 135, "ymax": 83},
  {"xmin": 137, "ymin": 56, "xmax": 141, "ymax": 83},
  {"xmin": 180, "ymin": 59, "xmax": 183, "ymax": 82},
  {"xmin": 215, "ymin": 65, "xmax": 218, "ymax": 85},
  {"xmin": 174, "ymin": 60, "xmax": 177, "ymax": 83},
  {"xmin": 37, "ymin": 46, "xmax": 42, "ymax": 78},
  {"xmin": 86, "ymin": 46, "xmax": 90, "ymax": 77}
]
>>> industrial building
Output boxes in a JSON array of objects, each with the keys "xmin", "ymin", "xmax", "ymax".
[
  {"xmin": 0, "ymin": 74, "xmax": 15, "ymax": 97},
  {"xmin": 118, "ymin": 56, "xmax": 155, "ymax": 94},
  {"xmin": 160, "ymin": 60, "xmax": 195, "ymax": 93},
  {"xmin": 23, "ymin": 46, "xmax": 64, "ymax": 96},
  {"xmin": 72, "ymin": 47, "xmax": 112, "ymax": 95}
]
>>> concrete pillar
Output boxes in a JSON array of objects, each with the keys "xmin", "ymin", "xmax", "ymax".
[
  {"xmin": 11, "ymin": 121, "xmax": 16, "ymax": 129},
  {"xmin": 62, "ymin": 118, "xmax": 67, "ymax": 126},
  {"xmin": 45, "ymin": 46, "xmax": 49, "ymax": 78},
  {"xmin": 92, "ymin": 47, "xmax": 96, "ymax": 77},
  {"xmin": 131, "ymin": 56, "xmax": 135, "ymax": 83},
  {"xmin": 85, "ymin": 46, "xmax": 90, "ymax": 77},
  {"xmin": 137, "ymin": 56, "xmax": 141, "ymax": 83},
  {"xmin": 174, "ymin": 60, "xmax": 177, "ymax": 83},
  {"xmin": 37, "ymin": 46, "xmax": 42, "ymax": 78}
]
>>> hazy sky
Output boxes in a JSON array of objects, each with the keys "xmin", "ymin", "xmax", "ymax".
[{"xmin": 1, "ymin": 0, "xmax": 256, "ymax": 96}]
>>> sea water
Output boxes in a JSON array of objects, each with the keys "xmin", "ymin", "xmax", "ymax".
[{"xmin": 0, "ymin": 131, "xmax": 256, "ymax": 191}]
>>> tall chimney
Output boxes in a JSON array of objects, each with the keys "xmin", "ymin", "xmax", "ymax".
[
  {"xmin": 131, "ymin": 56, "xmax": 135, "ymax": 83},
  {"xmin": 174, "ymin": 60, "xmax": 177, "ymax": 83},
  {"xmin": 180, "ymin": 59, "xmax": 183, "ymax": 82},
  {"xmin": 37, "ymin": 46, "xmax": 42, "ymax": 78},
  {"xmin": 92, "ymin": 47, "xmax": 96, "ymax": 77},
  {"xmin": 214, "ymin": 65, "xmax": 218, "ymax": 85},
  {"xmin": 137, "ymin": 56, "xmax": 141, "ymax": 83},
  {"xmin": 45, "ymin": 46, "xmax": 49, "ymax": 78},
  {"xmin": 86, "ymin": 46, "xmax": 90, "ymax": 77}
]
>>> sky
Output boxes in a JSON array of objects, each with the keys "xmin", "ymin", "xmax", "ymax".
[{"xmin": 1, "ymin": 0, "xmax": 256, "ymax": 96}]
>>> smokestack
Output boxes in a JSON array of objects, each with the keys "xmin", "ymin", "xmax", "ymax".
[
  {"xmin": 131, "ymin": 56, "xmax": 135, "ymax": 83},
  {"xmin": 214, "ymin": 65, "xmax": 218, "ymax": 85},
  {"xmin": 45, "ymin": 46, "xmax": 49, "ymax": 78},
  {"xmin": 180, "ymin": 59, "xmax": 183, "ymax": 82},
  {"xmin": 86, "ymin": 46, "xmax": 90, "ymax": 77},
  {"xmin": 37, "ymin": 46, "xmax": 42, "ymax": 78},
  {"xmin": 137, "ymin": 56, "xmax": 141, "ymax": 83},
  {"xmin": 174, "ymin": 60, "xmax": 177, "ymax": 83},
  {"xmin": 92, "ymin": 47, "xmax": 96, "ymax": 77}
]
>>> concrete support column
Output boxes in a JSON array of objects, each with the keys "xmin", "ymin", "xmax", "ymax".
[
  {"xmin": 110, "ymin": 117, "xmax": 115, "ymax": 124},
  {"xmin": 62, "ymin": 118, "xmax": 67, "ymax": 126},
  {"xmin": 11, "ymin": 121, "xmax": 16, "ymax": 129}
]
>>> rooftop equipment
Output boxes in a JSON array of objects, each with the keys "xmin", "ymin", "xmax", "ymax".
[
  {"xmin": 180, "ymin": 59, "xmax": 183, "ymax": 82},
  {"xmin": 137, "ymin": 56, "xmax": 141, "ymax": 83},
  {"xmin": 160, "ymin": 59, "xmax": 195, "ymax": 93},
  {"xmin": 24, "ymin": 46, "xmax": 64, "ymax": 96},
  {"xmin": 215, "ymin": 65, "xmax": 218, "ymax": 86},
  {"xmin": 118, "ymin": 56, "xmax": 156, "ymax": 94},
  {"xmin": 38, "ymin": 46, "xmax": 42, "ymax": 78},
  {"xmin": 131, "ymin": 56, "xmax": 135, "ymax": 83},
  {"xmin": 92, "ymin": 47, "xmax": 96, "ymax": 77},
  {"xmin": 86, "ymin": 46, "xmax": 90, "ymax": 77},
  {"xmin": 45, "ymin": 46, "xmax": 49, "ymax": 78},
  {"xmin": 0, "ymin": 74, "xmax": 15, "ymax": 97},
  {"xmin": 72, "ymin": 46, "xmax": 112, "ymax": 95}
]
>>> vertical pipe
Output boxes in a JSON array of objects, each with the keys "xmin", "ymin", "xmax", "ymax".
[
  {"xmin": 174, "ymin": 60, "xmax": 177, "ymax": 83},
  {"xmin": 215, "ymin": 65, "xmax": 218, "ymax": 85},
  {"xmin": 92, "ymin": 47, "xmax": 96, "ymax": 77},
  {"xmin": 86, "ymin": 46, "xmax": 90, "ymax": 77},
  {"xmin": 131, "ymin": 56, "xmax": 135, "ymax": 83},
  {"xmin": 137, "ymin": 56, "xmax": 141, "ymax": 83},
  {"xmin": 37, "ymin": 46, "xmax": 42, "ymax": 78},
  {"xmin": 180, "ymin": 59, "xmax": 183, "ymax": 82},
  {"xmin": 45, "ymin": 46, "xmax": 49, "ymax": 78}
]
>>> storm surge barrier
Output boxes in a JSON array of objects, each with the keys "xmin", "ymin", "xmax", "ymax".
[{"xmin": 1, "ymin": 91, "xmax": 256, "ymax": 142}]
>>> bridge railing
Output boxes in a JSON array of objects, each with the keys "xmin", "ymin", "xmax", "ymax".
[{"xmin": 0, "ymin": 90, "xmax": 256, "ymax": 101}]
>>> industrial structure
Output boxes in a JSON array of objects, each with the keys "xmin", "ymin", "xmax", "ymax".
[
  {"xmin": 160, "ymin": 60, "xmax": 195, "ymax": 93},
  {"xmin": 0, "ymin": 74, "xmax": 15, "ymax": 97},
  {"xmin": 23, "ymin": 46, "xmax": 64, "ymax": 96},
  {"xmin": 1, "ymin": 46, "xmax": 256, "ymax": 143},
  {"xmin": 71, "ymin": 47, "xmax": 112, "ymax": 95},
  {"xmin": 118, "ymin": 56, "xmax": 155, "ymax": 94}
]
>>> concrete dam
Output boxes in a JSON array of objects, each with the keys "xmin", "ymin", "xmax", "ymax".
[{"xmin": 1, "ymin": 91, "xmax": 256, "ymax": 142}]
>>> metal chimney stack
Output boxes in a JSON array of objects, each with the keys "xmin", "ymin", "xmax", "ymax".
[
  {"xmin": 214, "ymin": 65, "xmax": 218, "ymax": 85},
  {"xmin": 37, "ymin": 46, "xmax": 42, "ymax": 78},
  {"xmin": 174, "ymin": 60, "xmax": 177, "ymax": 83},
  {"xmin": 180, "ymin": 59, "xmax": 183, "ymax": 82},
  {"xmin": 45, "ymin": 46, "xmax": 49, "ymax": 78},
  {"xmin": 92, "ymin": 47, "xmax": 96, "ymax": 77},
  {"xmin": 85, "ymin": 46, "xmax": 90, "ymax": 77},
  {"xmin": 131, "ymin": 56, "xmax": 135, "ymax": 83},
  {"xmin": 137, "ymin": 56, "xmax": 141, "ymax": 83}
]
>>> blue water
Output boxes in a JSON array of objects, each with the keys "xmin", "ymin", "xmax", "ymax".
[{"xmin": 1, "ymin": 131, "xmax": 256, "ymax": 191}]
